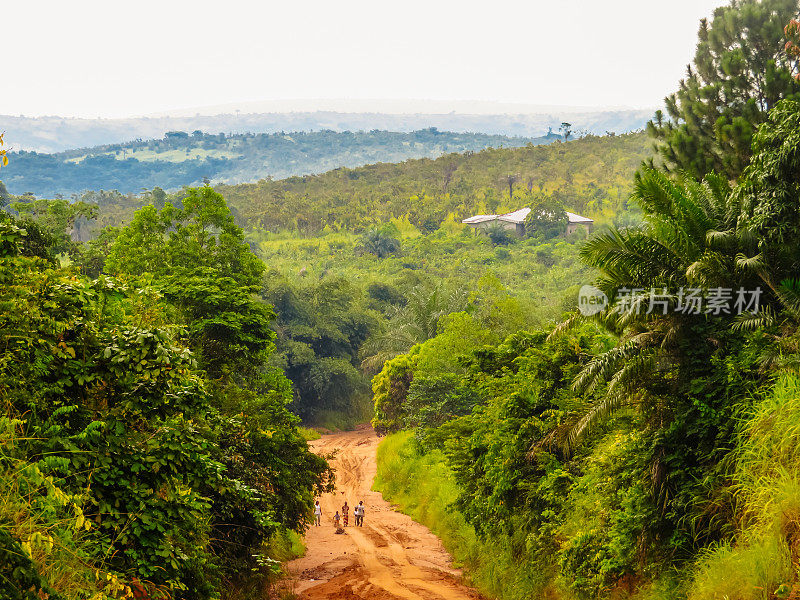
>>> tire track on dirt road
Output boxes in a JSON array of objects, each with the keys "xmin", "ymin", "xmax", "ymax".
[{"xmin": 288, "ymin": 425, "xmax": 483, "ymax": 600}]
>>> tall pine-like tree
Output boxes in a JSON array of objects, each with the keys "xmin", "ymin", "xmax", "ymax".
[{"xmin": 648, "ymin": 0, "xmax": 800, "ymax": 180}]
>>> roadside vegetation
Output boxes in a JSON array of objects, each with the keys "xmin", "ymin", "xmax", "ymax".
[
  {"xmin": 372, "ymin": 2, "xmax": 800, "ymax": 599},
  {"xmin": 3, "ymin": 2, "xmax": 800, "ymax": 598},
  {"xmin": 0, "ymin": 181, "xmax": 333, "ymax": 599}
]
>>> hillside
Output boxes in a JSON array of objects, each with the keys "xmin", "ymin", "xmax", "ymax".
[
  {"xmin": 33, "ymin": 131, "xmax": 651, "ymax": 236},
  {"xmin": 2, "ymin": 129, "xmax": 557, "ymax": 197},
  {"xmin": 219, "ymin": 131, "xmax": 651, "ymax": 233},
  {"xmin": 0, "ymin": 108, "xmax": 651, "ymax": 153}
]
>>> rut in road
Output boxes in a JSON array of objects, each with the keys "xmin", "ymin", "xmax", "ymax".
[{"xmin": 288, "ymin": 425, "xmax": 483, "ymax": 600}]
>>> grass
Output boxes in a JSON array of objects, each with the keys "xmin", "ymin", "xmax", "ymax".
[
  {"xmin": 224, "ymin": 527, "xmax": 306, "ymax": 600},
  {"xmin": 688, "ymin": 536, "xmax": 791, "ymax": 600},
  {"xmin": 684, "ymin": 374, "xmax": 800, "ymax": 600},
  {"xmin": 374, "ymin": 432, "xmax": 557, "ymax": 600},
  {"xmin": 306, "ymin": 409, "xmax": 365, "ymax": 432},
  {"xmin": 0, "ymin": 417, "xmax": 110, "ymax": 598},
  {"xmin": 267, "ymin": 528, "xmax": 306, "ymax": 562},
  {"xmin": 297, "ymin": 426, "xmax": 322, "ymax": 441}
]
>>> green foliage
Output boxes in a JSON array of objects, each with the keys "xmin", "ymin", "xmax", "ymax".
[
  {"xmin": 8, "ymin": 196, "xmax": 97, "ymax": 256},
  {"xmin": 297, "ymin": 426, "xmax": 322, "ymax": 441},
  {"xmin": 571, "ymin": 167, "xmax": 755, "ymax": 444},
  {"xmin": 688, "ymin": 536, "xmax": 791, "ymax": 600},
  {"xmin": 105, "ymin": 186, "xmax": 264, "ymax": 287},
  {"xmin": 371, "ymin": 348, "xmax": 419, "ymax": 434},
  {"xmin": 736, "ymin": 99, "xmax": 800, "ymax": 294},
  {"xmin": 357, "ymin": 224, "xmax": 402, "ymax": 258},
  {"xmin": 0, "ymin": 527, "xmax": 63, "ymax": 600},
  {"xmin": 263, "ymin": 276, "xmax": 379, "ymax": 422},
  {"xmin": 0, "ymin": 200, "xmax": 331, "ymax": 598},
  {"xmin": 485, "ymin": 222, "xmax": 515, "ymax": 246},
  {"xmin": 685, "ymin": 375, "xmax": 800, "ymax": 600},
  {"xmin": 4, "ymin": 129, "xmax": 556, "ymax": 198},
  {"xmin": 374, "ymin": 432, "xmax": 557, "ymax": 600},
  {"xmin": 647, "ymin": 0, "xmax": 800, "ymax": 180},
  {"xmin": 524, "ymin": 194, "xmax": 568, "ymax": 240},
  {"xmin": 372, "ymin": 85, "xmax": 800, "ymax": 600}
]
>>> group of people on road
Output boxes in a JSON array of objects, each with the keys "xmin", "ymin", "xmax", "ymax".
[{"xmin": 314, "ymin": 499, "xmax": 366, "ymax": 529}]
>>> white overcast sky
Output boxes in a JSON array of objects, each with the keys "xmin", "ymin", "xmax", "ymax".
[{"xmin": 4, "ymin": 0, "xmax": 724, "ymax": 118}]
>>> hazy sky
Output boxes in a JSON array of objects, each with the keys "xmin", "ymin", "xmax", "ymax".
[{"xmin": 6, "ymin": 0, "xmax": 724, "ymax": 118}]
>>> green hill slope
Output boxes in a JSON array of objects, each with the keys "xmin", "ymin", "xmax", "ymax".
[
  {"xmin": 218, "ymin": 132, "xmax": 651, "ymax": 233},
  {"xmin": 2, "ymin": 128, "xmax": 557, "ymax": 198}
]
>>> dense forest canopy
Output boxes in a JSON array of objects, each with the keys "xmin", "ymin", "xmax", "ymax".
[
  {"xmin": 218, "ymin": 132, "xmax": 650, "ymax": 233},
  {"xmin": 1, "ymin": 109, "xmax": 651, "ymax": 153},
  {"xmin": 1, "ymin": 131, "xmax": 650, "ymax": 237},
  {"xmin": 2, "ymin": 129, "xmax": 560, "ymax": 198}
]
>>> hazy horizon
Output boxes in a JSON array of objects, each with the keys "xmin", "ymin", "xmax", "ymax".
[
  {"xmin": 3, "ymin": 98, "xmax": 656, "ymax": 121},
  {"xmin": 6, "ymin": 0, "xmax": 723, "ymax": 119}
]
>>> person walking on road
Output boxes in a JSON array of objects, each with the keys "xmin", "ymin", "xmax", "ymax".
[
  {"xmin": 342, "ymin": 502, "xmax": 350, "ymax": 527},
  {"xmin": 355, "ymin": 501, "xmax": 365, "ymax": 526},
  {"xmin": 314, "ymin": 500, "xmax": 322, "ymax": 526},
  {"xmin": 333, "ymin": 511, "xmax": 341, "ymax": 529}
]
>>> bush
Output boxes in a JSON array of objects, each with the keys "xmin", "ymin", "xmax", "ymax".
[
  {"xmin": 486, "ymin": 223, "xmax": 515, "ymax": 246},
  {"xmin": 374, "ymin": 432, "xmax": 557, "ymax": 600}
]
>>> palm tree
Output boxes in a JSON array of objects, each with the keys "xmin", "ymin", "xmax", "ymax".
[
  {"xmin": 561, "ymin": 167, "xmax": 752, "ymax": 448},
  {"xmin": 360, "ymin": 283, "xmax": 470, "ymax": 372},
  {"xmin": 359, "ymin": 227, "xmax": 401, "ymax": 258}
]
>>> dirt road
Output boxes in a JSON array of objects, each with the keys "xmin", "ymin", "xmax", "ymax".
[{"xmin": 287, "ymin": 425, "xmax": 482, "ymax": 600}]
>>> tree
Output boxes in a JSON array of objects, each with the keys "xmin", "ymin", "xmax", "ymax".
[
  {"xmin": 0, "ymin": 244, "xmax": 332, "ymax": 596},
  {"xmin": 560, "ymin": 122, "xmax": 572, "ymax": 141},
  {"xmin": 107, "ymin": 186, "xmax": 263, "ymax": 287},
  {"xmin": 486, "ymin": 222, "xmax": 515, "ymax": 246},
  {"xmin": 568, "ymin": 168, "xmax": 745, "ymax": 444},
  {"xmin": 501, "ymin": 173, "xmax": 520, "ymax": 199},
  {"xmin": 524, "ymin": 196, "xmax": 568, "ymax": 240},
  {"xmin": 262, "ymin": 277, "xmax": 379, "ymax": 421},
  {"xmin": 357, "ymin": 224, "xmax": 402, "ymax": 258},
  {"xmin": 9, "ymin": 197, "xmax": 98, "ymax": 255},
  {"xmin": 558, "ymin": 168, "xmax": 769, "ymax": 559},
  {"xmin": 647, "ymin": 0, "xmax": 800, "ymax": 180},
  {"xmin": 732, "ymin": 98, "xmax": 800, "ymax": 320},
  {"xmin": 361, "ymin": 283, "xmax": 470, "ymax": 371}
]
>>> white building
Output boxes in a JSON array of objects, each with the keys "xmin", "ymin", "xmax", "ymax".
[
  {"xmin": 565, "ymin": 212, "xmax": 594, "ymax": 235},
  {"xmin": 462, "ymin": 207, "xmax": 593, "ymax": 237}
]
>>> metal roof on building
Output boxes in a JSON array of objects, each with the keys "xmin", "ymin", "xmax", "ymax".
[{"xmin": 462, "ymin": 208, "xmax": 593, "ymax": 226}]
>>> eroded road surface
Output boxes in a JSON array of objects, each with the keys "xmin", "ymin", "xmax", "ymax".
[{"xmin": 288, "ymin": 425, "xmax": 483, "ymax": 600}]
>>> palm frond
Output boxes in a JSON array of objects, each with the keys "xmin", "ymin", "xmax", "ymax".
[
  {"xmin": 565, "ymin": 391, "xmax": 640, "ymax": 453},
  {"xmin": 566, "ymin": 352, "xmax": 656, "ymax": 451},
  {"xmin": 573, "ymin": 339, "xmax": 640, "ymax": 394},
  {"xmin": 777, "ymin": 279, "xmax": 800, "ymax": 319},
  {"xmin": 730, "ymin": 306, "xmax": 777, "ymax": 332},
  {"xmin": 705, "ymin": 229, "xmax": 736, "ymax": 250},
  {"xmin": 547, "ymin": 312, "xmax": 587, "ymax": 341}
]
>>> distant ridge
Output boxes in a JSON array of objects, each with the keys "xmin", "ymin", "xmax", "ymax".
[
  {"xmin": 2, "ymin": 128, "xmax": 559, "ymax": 197},
  {"xmin": 0, "ymin": 109, "xmax": 651, "ymax": 154}
]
